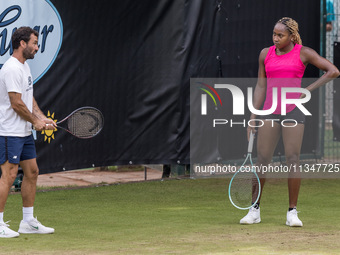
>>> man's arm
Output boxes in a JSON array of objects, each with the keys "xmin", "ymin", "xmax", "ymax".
[
  {"xmin": 8, "ymin": 92, "xmax": 55, "ymax": 131},
  {"xmin": 33, "ymin": 97, "xmax": 46, "ymax": 120},
  {"xmin": 33, "ymin": 97, "xmax": 57, "ymax": 128},
  {"xmin": 32, "ymin": 97, "xmax": 57, "ymax": 128}
]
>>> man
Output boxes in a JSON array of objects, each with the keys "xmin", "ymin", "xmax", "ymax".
[
  {"xmin": 0, "ymin": 27, "xmax": 57, "ymax": 238},
  {"xmin": 326, "ymin": 0, "xmax": 335, "ymax": 32}
]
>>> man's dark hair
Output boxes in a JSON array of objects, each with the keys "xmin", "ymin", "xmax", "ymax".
[{"xmin": 11, "ymin": 27, "xmax": 38, "ymax": 50}]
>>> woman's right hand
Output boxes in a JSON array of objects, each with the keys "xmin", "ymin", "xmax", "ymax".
[{"xmin": 247, "ymin": 115, "xmax": 257, "ymax": 141}]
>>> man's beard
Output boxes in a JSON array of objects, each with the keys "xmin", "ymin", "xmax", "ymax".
[{"xmin": 23, "ymin": 49, "xmax": 36, "ymax": 59}]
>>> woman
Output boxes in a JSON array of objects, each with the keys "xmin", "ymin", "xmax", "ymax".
[{"xmin": 240, "ymin": 17, "xmax": 339, "ymax": 226}]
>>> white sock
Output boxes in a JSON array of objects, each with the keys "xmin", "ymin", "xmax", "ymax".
[
  {"xmin": 23, "ymin": 207, "xmax": 34, "ymax": 222},
  {"xmin": 0, "ymin": 212, "xmax": 3, "ymax": 223}
]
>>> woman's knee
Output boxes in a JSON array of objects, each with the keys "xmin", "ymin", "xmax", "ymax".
[
  {"xmin": 285, "ymin": 153, "xmax": 300, "ymax": 165},
  {"xmin": 257, "ymin": 153, "xmax": 272, "ymax": 165}
]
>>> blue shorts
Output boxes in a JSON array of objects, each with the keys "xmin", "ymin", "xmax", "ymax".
[{"xmin": 0, "ymin": 135, "xmax": 36, "ymax": 165}]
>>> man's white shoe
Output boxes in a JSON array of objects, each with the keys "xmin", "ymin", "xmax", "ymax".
[
  {"xmin": 240, "ymin": 207, "xmax": 261, "ymax": 224},
  {"xmin": 0, "ymin": 221, "xmax": 20, "ymax": 238},
  {"xmin": 18, "ymin": 217, "xmax": 54, "ymax": 234},
  {"xmin": 286, "ymin": 208, "xmax": 303, "ymax": 227}
]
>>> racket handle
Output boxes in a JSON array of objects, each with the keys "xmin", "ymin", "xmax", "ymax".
[{"xmin": 248, "ymin": 131, "xmax": 255, "ymax": 153}]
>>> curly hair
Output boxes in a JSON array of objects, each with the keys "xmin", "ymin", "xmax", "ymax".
[
  {"xmin": 276, "ymin": 17, "xmax": 302, "ymax": 45},
  {"xmin": 12, "ymin": 27, "xmax": 38, "ymax": 50}
]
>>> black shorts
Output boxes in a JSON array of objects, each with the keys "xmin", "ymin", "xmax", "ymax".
[{"xmin": 260, "ymin": 107, "xmax": 305, "ymax": 124}]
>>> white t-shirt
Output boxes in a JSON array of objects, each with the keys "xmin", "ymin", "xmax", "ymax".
[{"xmin": 0, "ymin": 56, "xmax": 34, "ymax": 137}]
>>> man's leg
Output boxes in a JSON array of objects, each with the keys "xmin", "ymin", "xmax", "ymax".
[
  {"xmin": 0, "ymin": 161, "xmax": 20, "ymax": 238},
  {"xmin": 20, "ymin": 158, "xmax": 39, "ymax": 208},
  {"xmin": 0, "ymin": 161, "xmax": 19, "ymax": 212},
  {"xmin": 18, "ymin": 158, "xmax": 54, "ymax": 234}
]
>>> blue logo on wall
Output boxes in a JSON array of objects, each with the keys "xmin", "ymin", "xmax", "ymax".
[{"xmin": 0, "ymin": 0, "xmax": 63, "ymax": 83}]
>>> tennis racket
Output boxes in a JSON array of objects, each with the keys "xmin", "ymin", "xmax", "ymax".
[
  {"xmin": 52, "ymin": 107, "xmax": 104, "ymax": 139},
  {"xmin": 228, "ymin": 131, "xmax": 261, "ymax": 210}
]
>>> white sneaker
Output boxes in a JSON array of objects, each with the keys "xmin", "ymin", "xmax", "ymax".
[
  {"xmin": 0, "ymin": 221, "xmax": 20, "ymax": 238},
  {"xmin": 240, "ymin": 207, "xmax": 261, "ymax": 224},
  {"xmin": 286, "ymin": 208, "xmax": 303, "ymax": 227},
  {"xmin": 18, "ymin": 217, "xmax": 54, "ymax": 234}
]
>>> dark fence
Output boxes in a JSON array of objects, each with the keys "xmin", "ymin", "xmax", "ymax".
[{"xmin": 0, "ymin": 0, "xmax": 325, "ymax": 173}]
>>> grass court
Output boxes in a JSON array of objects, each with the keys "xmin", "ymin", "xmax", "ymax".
[{"xmin": 0, "ymin": 177, "xmax": 339, "ymax": 254}]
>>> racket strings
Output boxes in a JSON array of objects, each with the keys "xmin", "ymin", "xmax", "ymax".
[
  {"xmin": 229, "ymin": 170, "xmax": 260, "ymax": 209},
  {"xmin": 67, "ymin": 109, "xmax": 103, "ymax": 138}
]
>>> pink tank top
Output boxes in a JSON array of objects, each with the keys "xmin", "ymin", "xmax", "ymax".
[{"xmin": 263, "ymin": 44, "xmax": 306, "ymax": 114}]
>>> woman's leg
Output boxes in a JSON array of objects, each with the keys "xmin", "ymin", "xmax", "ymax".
[
  {"xmin": 256, "ymin": 120, "xmax": 281, "ymax": 203},
  {"xmin": 240, "ymin": 120, "xmax": 281, "ymax": 224},
  {"xmin": 282, "ymin": 123, "xmax": 305, "ymax": 208}
]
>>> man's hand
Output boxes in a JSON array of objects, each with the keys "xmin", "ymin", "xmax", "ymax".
[
  {"xmin": 33, "ymin": 118, "xmax": 48, "ymax": 131},
  {"xmin": 33, "ymin": 118, "xmax": 57, "ymax": 131},
  {"xmin": 326, "ymin": 23, "xmax": 333, "ymax": 32},
  {"xmin": 43, "ymin": 118, "xmax": 57, "ymax": 130}
]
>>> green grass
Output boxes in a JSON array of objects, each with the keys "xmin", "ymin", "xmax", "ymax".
[{"xmin": 1, "ymin": 178, "xmax": 340, "ymax": 254}]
